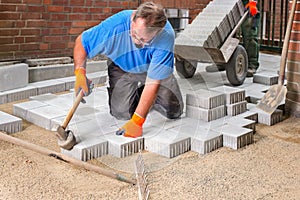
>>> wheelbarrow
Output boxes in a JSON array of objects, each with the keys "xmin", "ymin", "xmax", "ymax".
[{"xmin": 174, "ymin": 0, "xmax": 249, "ymax": 86}]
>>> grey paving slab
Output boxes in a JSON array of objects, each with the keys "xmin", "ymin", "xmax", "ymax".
[
  {"xmin": 227, "ymin": 117, "xmax": 256, "ymax": 132},
  {"xmin": 0, "ymin": 63, "xmax": 28, "ymax": 92},
  {"xmin": 253, "ymin": 108, "xmax": 283, "ymax": 126},
  {"xmin": 61, "ymin": 136, "xmax": 108, "ymax": 161},
  {"xmin": 186, "ymin": 104, "xmax": 225, "ymax": 122},
  {"xmin": 56, "ymin": 76, "xmax": 75, "ymax": 91},
  {"xmin": 0, "ymin": 92, "xmax": 7, "ymax": 104},
  {"xmin": 235, "ymin": 110, "xmax": 258, "ymax": 123},
  {"xmin": 0, "ymin": 111, "xmax": 22, "ymax": 134},
  {"xmin": 25, "ymin": 57, "xmax": 72, "ymax": 67},
  {"xmin": 28, "ymin": 79, "xmax": 66, "ymax": 95},
  {"xmin": 4, "ymin": 85, "xmax": 37, "ymax": 103},
  {"xmin": 213, "ymin": 125, "xmax": 253, "ymax": 150},
  {"xmin": 245, "ymin": 90, "xmax": 265, "ymax": 104},
  {"xmin": 13, "ymin": 100, "xmax": 48, "ymax": 119},
  {"xmin": 186, "ymin": 88, "xmax": 225, "ymax": 109},
  {"xmin": 26, "ymin": 105, "xmax": 68, "ymax": 130},
  {"xmin": 105, "ymin": 133, "xmax": 144, "ymax": 158},
  {"xmin": 253, "ymin": 72, "xmax": 278, "ymax": 85},
  {"xmin": 210, "ymin": 85, "xmax": 245, "ymax": 104},
  {"xmin": 144, "ymin": 129, "xmax": 191, "ymax": 158},
  {"xmin": 226, "ymin": 100, "xmax": 247, "ymax": 116},
  {"xmin": 87, "ymin": 71, "xmax": 107, "ymax": 85}
]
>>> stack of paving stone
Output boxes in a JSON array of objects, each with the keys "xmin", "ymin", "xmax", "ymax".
[
  {"xmin": 175, "ymin": 0, "xmax": 244, "ymax": 48},
  {"xmin": 210, "ymin": 85, "xmax": 247, "ymax": 116},
  {"xmin": 0, "ymin": 111, "xmax": 22, "ymax": 134},
  {"xmin": 186, "ymin": 88, "xmax": 225, "ymax": 121}
]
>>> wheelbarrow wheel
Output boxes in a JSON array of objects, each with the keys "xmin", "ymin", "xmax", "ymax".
[
  {"xmin": 225, "ymin": 45, "xmax": 248, "ymax": 86},
  {"xmin": 175, "ymin": 57, "xmax": 197, "ymax": 78}
]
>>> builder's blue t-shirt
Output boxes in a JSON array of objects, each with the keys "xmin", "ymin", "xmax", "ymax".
[{"xmin": 81, "ymin": 10, "xmax": 175, "ymax": 80}]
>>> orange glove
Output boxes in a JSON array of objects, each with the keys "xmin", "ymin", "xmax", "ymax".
[
  {"xmin": 245, "ymin": 1, "xmax": 258, "ymax": 16},
  {"xmin": 74, "ymin": 67, "xmax": 92, "ymax": 96},
  {"xmin": 116, "ymin": 113, "xmax": 145, "ymax": 138}
]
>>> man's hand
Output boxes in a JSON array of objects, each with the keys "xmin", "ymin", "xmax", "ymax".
[
  {"xmin": 74, "ymin": 67, "xmax": 92, "ymax": 102},
  {"xmin": 116, "ymin": 113, "xmax": 145, "ymax": 138},
  {"xmin": 245, "ymin": 0, "xmax": 258, "ymax": 16}
]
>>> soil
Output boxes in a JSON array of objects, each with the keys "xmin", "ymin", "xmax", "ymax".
[{"xmin": 0, "ymin": 100, "xmax": 299, "ymax": 200}]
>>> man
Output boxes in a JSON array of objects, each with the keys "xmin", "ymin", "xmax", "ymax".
[
  {"xmin": 242, "ymin": 0, "xmax": 260, "ymax": 77},
  {"xmin": 73, "ymin": 2, "xmax": 183, "ymax": 138}
]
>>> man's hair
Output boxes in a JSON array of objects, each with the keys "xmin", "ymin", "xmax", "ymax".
[{"xmin": 133, "ymin": 2, "xmax": 167, "ymax": 29}]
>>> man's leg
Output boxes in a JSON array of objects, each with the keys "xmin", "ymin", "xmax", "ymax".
[
  {"xmin": 242, "ymin": 12, "xmax": 260, "ymax": 77},
  {"xmin": 153, "ymin": 74, "xmax": 183, "ymax": 119},
  {"xmin": 107, "ymin": 61, "xmax": 143, "ymax": 120}
]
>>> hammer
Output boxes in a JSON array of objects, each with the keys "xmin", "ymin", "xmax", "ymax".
[{"xmin": 55, "ymin": 90, "xmax": 84, "ymax": 150}]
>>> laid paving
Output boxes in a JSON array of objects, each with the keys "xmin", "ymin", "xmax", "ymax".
[
  {"xmin": 4, "ymin": 52, "xmax": 283, "ymax": 161},
  {"xmin": 0, "ymin": 111, "xmax": 22, "ymax": 134}
]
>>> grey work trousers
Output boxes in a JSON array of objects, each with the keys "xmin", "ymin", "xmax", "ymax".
[{"xmin": 107, "ymin": 61, "xmax": 184, "ymax": 120}]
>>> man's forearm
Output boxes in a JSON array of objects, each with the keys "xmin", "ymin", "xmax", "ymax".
[
  {"xmin": 74, "ymin": 34, "xmax": 87, "ymax": 70},
  {"xmin": 135, "ymin": 78, "xmax": 161, "ymax": 118}
]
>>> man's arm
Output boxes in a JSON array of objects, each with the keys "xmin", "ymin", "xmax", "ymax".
[
  {"xmin": 74, "ymin": 34, "xmax": 87, "ymax": 70},
  {"xmin": 135, "ymin": 78, "xmax": 161, "ymax": 118}
]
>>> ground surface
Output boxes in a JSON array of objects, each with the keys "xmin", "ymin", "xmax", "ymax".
[{"xmin": 0, "ymin": 100, "xmax": 299, "ymax": 200}]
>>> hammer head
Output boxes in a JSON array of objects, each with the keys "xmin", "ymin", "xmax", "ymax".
[{"xmin": 56, "ymin": 126, "xmax": 76, "ymax": 150}]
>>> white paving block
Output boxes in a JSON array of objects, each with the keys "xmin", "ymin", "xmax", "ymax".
[
  {"xmin": 186, "ymin": 104, "xmax": 225, "ymax": 122},
  {"xmin": 56, "ymin": 76, "xmax": 75, "ymax": 91},
  {"xmin": 0, "ymin": 92, "xmax": 7, "ymax": 104},
  {"xmin": 226, "ymin": 100, "xmax": 247, "ymax": 116},
  {"xmin": 213, "ymin": 125, "xmax": 253, "ymax": 150},
  {"xmin": 29, "ymin": 79, "xmax": 66, "ymax": 95},
  {"xmin": 144, "ymin": 129, "xmax": 191, "ymax": 158},
  {"xmin": 13, "ymin": 100, "xmax": 48, "ymax": 119},
  {"xmin": 4, "ymin": 85, "xmax": 37, "ymax": 103},
  {"xmin": 210, "ymin": 85, "xmax": 245, "ymax": 104},
  {"xmin": 0, "ymin": 63, "xmax": 28, "ymax": 92},
  {"xmin": 0, "ymin": 111, "xmax": 22, "ymax": 134},
  {"xmin": 254, "ymin": 108, "xmax": 283, "ymax": 126},
  {"xmin": 227, "ymin": 117, "xmax": 256, "ymax": 132},
  {"xmin": 253, "ymin": 72, "xmax": 278, "ymax": 85},
  {"xmin": 236, "ymin": 110, "xmax": 258, "ymax": 123},
  {"xmin": 186, "ymin": 88, "xmax": 225, "ymax": 109}
]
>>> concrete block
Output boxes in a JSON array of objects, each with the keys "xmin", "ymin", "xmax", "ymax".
[
  {"xmin": 213, "ymin": 125, "xmax": 253, "ymax": 150},
  {"xmin": 105, "ymin": 133, "xmax": 144, "ymax": 158},
  {"xmin": 61, "ymin": 136, "xmax": 108, "ymax": 161},
  {"xmin": 246, "ymin": 90, "xmax": 266, "ymax": 104},
  {"xmin": 0, "ymin": 92, "xmax": 7, "ymax": 104},
  {"xmin": 25, "ymin": 57, "xmax": 72, "ymax": 67},
  {"xmin": 28, "ymin": 79, "xmax": 66, "ymax": 95},
  {"xmin": 0, "ymin": 63, "xmax": 28, "ymax": 92},
  {"xmin": 4, "ymin": 86, "xmax": 37, "ymax": 103},
  {"xmin": 186, "ymin": 88, "xmax": 225, "ymax": 109},
  {"xmin": 56, "ymin": 76, "xmax": 75, "ymax": 91},
  {"xmin": 253, "ymin": 72, "xmax": 278, "ymax": 85},
  {"xmin": 186, "ymin": 104, "xmax": 225, "ymax": 122},
  {"xmin": 86, "ymin": 61, "xmax": 107, "ymax": 73},
  {"xmin": 226, "ymin": 100, "xmax": 247, "ymax": 116},
  {"xmin": 26, "ymin": 105, "xmax": 68, "ymax": 130},
  {"xmin": 236, "ymin": 110, "xmax": 258, "ymax": 123},
  {"xmin": 87, "ymin": 71, "xmax": 107, "ymax": 85},
  {"xmin": 210, "ymin": 85, "xmax": 245, "ymax": 104},
  {"xmin": 254, "ymin": 108, "xmax": 283, "ymax": 126},
  {"xmin": 144, "ymin": 130, "xmax": 190, "ymax": 158},
  {"xmin": 0, "ymin": 111, "xmax": 22, "ymax": 134},
  {"xmin": 227, "ymin": 117, "xmax": 256, "ymax": 132},
  {"xmin": 13, "ymin": 100, "xmax": 47, "ymax": 119}
]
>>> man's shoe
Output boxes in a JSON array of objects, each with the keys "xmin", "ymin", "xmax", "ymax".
[
  {"xmin": 246, "ymin": 68, "xmax": 256, "ymax": 77},
  {"xmin": 205, "ymin": 64, "xmax": 225, "ymax": 72}
]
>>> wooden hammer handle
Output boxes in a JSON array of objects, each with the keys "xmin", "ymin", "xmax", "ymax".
[{"xmin": 61, "ymin": 91, "xmax": 84, "ymax": 129}]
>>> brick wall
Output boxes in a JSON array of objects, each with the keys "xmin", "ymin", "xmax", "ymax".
[
  {"xmin": 286, "ymin": 0, "xmax": 300, "ymax": 116},
  {"xmin": 0, "ymin": 0, "xmax": 210, "ymax": 61}
]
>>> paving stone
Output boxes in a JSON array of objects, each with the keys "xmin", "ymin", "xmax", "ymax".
[
  {"xmin": 25, "ymin": 57, "xmax": 72, "ymax": 67},
  {"xmin": 29, "ymin": 79, "xmax": 66, "ymax": 95},
  {"xmin": 87, "ymin": 71, "xmax": 107, "ymax": 85},
  {"xmin": 186, "ymin": 104, "xmax": 225, "ymax": 122},
  {"xmin": 4, "ymin": 85, "xmax": 37, "ymax": 103},
  {"xmin": 105, "ymin": 133, "xmax": 144, "ymax": 158},
  {"xmin": 245, "ymin": 90, "xmax": 266, "ymax": 104},
  {"xmin": 144, "ymin": 129, "xmax": 191, "ymax": 158},
  {"xmin": 235, "ymin": 110, "xmax": 258, "ymax": 123},
  {"xmin": 227, "ymin": 117, "xmax": 256, "ymax": 133},
  {"xmin": 0, "ymin": 92, "xmax": 7, "ymax": 104},
  {"xmin": 56, "ymin": 76, "xmax": 75, "ymax": 91},
  {"xmin": 26, "ymin": 105, "xmax": 68, "ymax": 130},
  {"xmin": 186, "ymin": 88, "xmax": 225, "ymax": 109},
  {"xmin": 253, "ymin": 108, "xmax": 283, "ymax": 126},
  {"xmin": 213, "ymin": 125, "xmax": 253, "ymax": 150},
  {"xmin": 226, "ymin": 100, "xmax": 247, "ymax": 116},
  {"xmin": 61, "ymin": 136, "xmax": 108, "ymax": 161},
  {"xmin": 0, "ymin": 63, "xmax": 28, "ymax": 92},
  {"xmin": 0, "ymin": 111, "xmax": 22, "ymax": 134},
  {"xmin": 253, "ymin": 72, "xmax": 278, "ymax": 85},
  {"xmin": 13, "ymin": 100, "xmax": 48, "ymax": 119},
  {"xmin": 210, "ymin": 85, "xmax": 245, "ymax": 104}
]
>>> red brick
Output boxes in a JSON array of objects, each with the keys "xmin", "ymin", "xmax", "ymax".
[
  {"xmin": 27, "ymin": 20, "xmax": 47, "ymax": 27},
  {"xmin": 0, "ymin": 21, "xmax": 15, "ymax": 28},
  {"xmin": 43, "ymin": 36, "xmax": 65, "ymax": 42},
  {"xmin": 0, "ymin": 4, "xmax": 17, "ymax": 12},
  {"xmin": 288, "ymin": 51, "xmax": 300, "ymax": 62},
  {"xmin": 0, "ymin": 44, "xmax": 19, "ymax": 52},
  {"xmin": 64, "ymin": 7, "xmax": 72, "ymax": 12},
  {"xmin": 48, "ymin": 5, "xmax": 64, "ymax": 12},
  {"xmin": 22, "ymin": 13, "xmax": 41, "ymax": 20},
  {"xmin": 72, "ymin": 7, "xmax": 89, "ymax": 13},
  {"xmin": 69, "ymin": 14, "xmax": 87, "ymax": 20},
  {"xmin": 16, "ymin": 21, "xmax": 26, "ymax": 28},
  {"xmin": 50, "ymin": 28, "xmax": 68, "ymax": 35},
  {"xmin": 16, "ymin": 5, "xmax": 27, "ymax": 12},
  {"xmin": 1, "ymin": 0, "xmax": 22, "ymax": 3},
  {"xmin": 50, "ymin": 42, "xmax": 67, "ymax": 49},
  {"xmin": 19, "ymin": 43, "xmax": 39, "ymax": 51},
  {"xmin": 68, "ymin": 27, "xmax": 85, "ymax": 35},
  {"xmin": 47, "ymin": 21, "xmax": 64, "ymax": 27},
  {"xmin": 292, "ymin": 22, "xmax": 300, "ymax": 31},
  {"xmin": 0, "ymin": 13, "xmax": 20, "ymax": 20},
  {"xmin": 51, "ymin": 13, "xmax": 67, "ymax": 21},
  {"xmin": 0, "ymin": 37, "xmax": 13, "ymax": 44},
  {"xmin": 90, "ymin": 7, "xmax": 103, "ymax": 13},
  {"xmin": 44, "ymin": 0, "xmax": 52, "ymax": 5},
  {"xmin": 286, "ymin": 71, "xmax": 300, "ymax": 83},
  {"xmin": 103, "ymin": 7, "xmax": 111, "ymax": 13},
  {"xmin": 25, "ymin": 36, "xmax": 42, "ymax": 43},
  {"xmin": 287, "ymin": 61, "xmax": 300, "ymax": 72},
  {"xmin": 108, "ymin": 1, "xmax": 122, "ymax": 7},
  {"xmin": 67, "ymin": 41, "xmax": 75, "ymax": 48},
  {"xmin": 28, "ymin": 5, "xmax": 45, "ymax": 12},
  {"xmin": 85, "ymin": 0, "xmax": 93, "ymax": 6},
  {"xmin": 21, "ymin": 28, "xmax": 40, "ymax": 35},
  {"xmin": 39, "ymin": 43, "xmax": 49, "ymax": 50},
  {"xmin": 0, "ymin": 29, "xmax": 19, "ymax": 36},
  {"xmin": 52, "ymin": 0, "xmax": 69, "ymax": 5},
  {"xmin": 287, "ymin": 91, "xmax": 300, "ymax": 103},
  {"xmin": 291, "ymin": 31, "xmax": 300, "ymax": 41},
  {"xmin": 23, "ymin": 0, "xmax": 42, "ymax": 4},
  {"xmin": 288, "ymin": 41, "xmax": 300, "ymax": 52},
  {"xmin": 14, "ymin": 36, "xmax": 25, "ymax": 43},
  {"xmin": 94, "ymin": 1, "xmax": 108, "ymax": 7},
  {"xmin": 70, "ymin": 0, "xmax": 85, "ymax": 6},
  {"xmin": 287, "ymin": 82, "xmax": 300, "ymax": 93}
]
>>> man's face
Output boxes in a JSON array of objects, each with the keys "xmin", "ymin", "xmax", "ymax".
[{"xmin": 130, "ymin": 17, "xmax": 157, "ymax": 48}]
